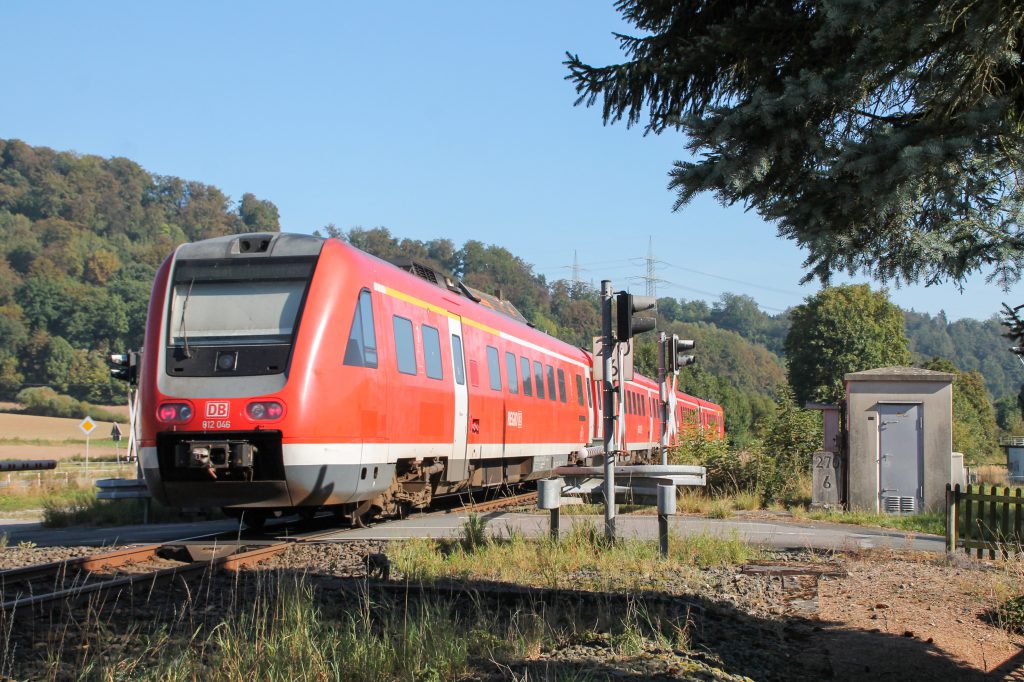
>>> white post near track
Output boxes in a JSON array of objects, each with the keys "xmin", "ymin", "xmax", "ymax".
[{"xmin": 601, "ymin": 280, "xmax": 616, "ymax": 543}]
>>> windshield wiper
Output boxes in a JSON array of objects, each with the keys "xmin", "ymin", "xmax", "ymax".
[{"xmin": 179, "ymin": 278, "xmax": 195, "ymax": 359}]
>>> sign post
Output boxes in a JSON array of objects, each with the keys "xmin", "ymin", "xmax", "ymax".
[
  {"xmin": 79, "ymin": 416, "xmax": 97, "ymax": 475},
  {"xmin": 111, "ymin": 422, "xmax": 123, "ymax": 466}
]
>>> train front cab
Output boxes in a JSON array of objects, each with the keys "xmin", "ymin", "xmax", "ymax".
[{"xmin": 136, "ymin": 234, "xmax": 326, "ymax": 510}]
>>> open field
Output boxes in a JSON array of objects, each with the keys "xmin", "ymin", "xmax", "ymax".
[{"xmin": 0, "ymin": 413, "xmax": 122, "ymax": 460}]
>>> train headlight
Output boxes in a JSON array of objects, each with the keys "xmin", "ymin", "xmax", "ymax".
[
  {"xmin": 246, "ymin": 401, "xmax": 284, "ymax": 421},
  {"xmin": 157, "ymin": 402, "xmax": 194, "ymax": 424}
]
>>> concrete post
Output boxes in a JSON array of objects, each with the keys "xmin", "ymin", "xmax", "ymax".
[
  {"xmin": 657, "ymin": 484, "xmax": 676, "ymax": 557},
  {"xmin": 538, "ymin": 478, "xmax": 562, "ymax": 541}
]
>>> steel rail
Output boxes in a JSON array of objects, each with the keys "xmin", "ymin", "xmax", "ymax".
[
  {"xmin": 1, "ymin": 542, "xmax": 291, "ymax": 612},
  {"xmin": 0, "ymin": 544, "xmax": 163, "ymax": 586},
  {"xmin": 460, "ymin": 490, "xmax": 538, "ymax": 513}
]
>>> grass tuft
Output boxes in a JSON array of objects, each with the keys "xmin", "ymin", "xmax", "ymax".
[
  {"xmin": 40, "ymin": 487, "xmax": 195, "ymax": 527},
  {"xmin": 793, "ymin": 507, "xmax": 945, "ymax": 536},
  {"xmin": 460, "ymin": 512, "xmax": 489, "ymax": 552},
  {"xmin": 60, "ymin": 573, "xmax": 533, "ymax": 682},
  {"xmin": 391, "ymin": 521, "xmax": 755, "ymax": 591}
]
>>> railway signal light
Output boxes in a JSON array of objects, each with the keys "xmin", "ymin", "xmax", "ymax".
[
  {"xmin": 669, "ymin": 335, "xmax": 696, "ymax": 373},
  {"xmin": 615, "ymin": 292, "xmax": 657, "ymax": 341},
  {"xmin": 109, "ymin": 351, "xmax": 139, "ymax": 386}
]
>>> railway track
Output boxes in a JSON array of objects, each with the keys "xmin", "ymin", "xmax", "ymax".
[
  {"xmin": 457, "ymin": 489, "xmax": 538, "ymax": 514},
  {"xmin": 0, "ymin": 541, "xmax": 291, "ymax": 614},
  {"xmin": 0, "ymin": 486, "xmax": 540, "ymax": 615}
]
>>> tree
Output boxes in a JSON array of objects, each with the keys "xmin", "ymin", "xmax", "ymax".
[
  {"xmin": 567, "ymin": 1, "xmax": 1024, "ymax": 287},
  {"xmin": 785, "ymin": 285, "xmax": 910, "ymax": 404},
  {"xmin": 920, "ymin": 358, "xmax": 1000, "ymax": 463},
  {"xmin": 239, "ymin": 193, "xmax": 280, "ymax": 232},
  {"xmin": 753, "ymin": 385, "xmax": 823, "ymax": 503}
]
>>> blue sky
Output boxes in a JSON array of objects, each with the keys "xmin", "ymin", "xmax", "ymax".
[{"xmin": 4, "ymin": 1, "xmax": 1018, "ymax": 321}]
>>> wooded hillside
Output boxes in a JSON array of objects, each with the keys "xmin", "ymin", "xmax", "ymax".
[{"xmin": 0, "ymin": 139, "xmax": 279, "ymax": 403}]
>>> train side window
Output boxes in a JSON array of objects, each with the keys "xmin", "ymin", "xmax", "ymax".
[
  {"xmin": 486, "ymin": 346, "xmax": 502, "ymax": 390},
  {"xmin": 546, "ymin": 365, "xmax": 556, "ymax": 402},
  {"xmin": 575, "ymin": 374, "xmax": 584, "ymax": 406},
  {"xmin": 392, "ymin": 316, "xmax": 417, "ymax": 375},
  {"xmin": 520, "ymin": 357, "xmax": 533, "ymax": 396},
  {"xmin": 640, "ymin": 394, "xmax": 645, "ymax": 416},
  {"xmin": 422, "ymin": 325, "xmax": 443, "ymax": 380},
  {"xmin": 451, "ymin": 334, "xmax": 465, "ymax": 385},
  {"xmin": 586, "ymin": 379, "xmax": 592, "ymax": 407},
  {"xmin": 343, "ymin": 289, "xmax": 378, "ymax": 368},
  {"xmin": 557, "ymin": 368, "xmax": 567, "ymax": 403},
  {"xmin": 505, "ymin": 352, "xmax": 519, "ymax": 394},
  {"xmin": 533, "ymin": 361, "xmax": 545, "ymax": 399}
]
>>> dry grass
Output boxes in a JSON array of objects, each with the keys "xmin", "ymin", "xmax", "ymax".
[
  {"xmin": 974, "ymin": 464, "xmax": 1010, "ymax": 487},
  {"xmin": 390, "ymin": 517, "xmax": 757, "ymax": 592},
  {"xmin": 790, "ymin": 507, "xmax": 945, "ymax": 536},
  {"xmin": 1, "ymin": 566, "xmax": 697, "ymax": 680}
]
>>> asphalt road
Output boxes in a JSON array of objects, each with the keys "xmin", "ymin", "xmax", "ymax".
[{"xmin": 0, "ymin": 511, "xmax": 946, "ymax": 552}]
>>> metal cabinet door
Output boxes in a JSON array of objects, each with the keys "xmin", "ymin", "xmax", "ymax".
[{"xmin": 878, "ymin": 403, "xmax": 923, "ymax": 513}]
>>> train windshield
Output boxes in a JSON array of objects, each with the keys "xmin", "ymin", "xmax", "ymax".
[{"xmin": 168, "ymin": 257, "xmax": 316, "ymax": 346}]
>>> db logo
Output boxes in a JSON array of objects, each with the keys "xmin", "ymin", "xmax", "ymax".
[{"xmin": 205, "ymin": 401, "xmax": 230, "ymax": 418}]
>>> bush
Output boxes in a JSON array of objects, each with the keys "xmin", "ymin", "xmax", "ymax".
[
  {"xmin": 668, "ymin": 388, "xmax": 820, "ymax": 507},
  {"xmin": 14, "ymin": 386, "xmax": 125, "ymax": 422},
  {"xmin": 994, "ymin": 595, "xmax": 1024, "ymax": 634}
]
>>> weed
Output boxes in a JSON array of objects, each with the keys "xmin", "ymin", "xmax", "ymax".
[
  {"xmin": 16, "ymin": 540, "xmax": 36, "ymax": 549},
  {"xmin": 41, "ymin": 488, "xmax": 196, "ymax": 527},
  {"xmin": 707, "ymin": 500, "xmax": 732, "ymax": 519},
  {"xmin": 392, "ymin": 522, "xmax": 754, "ymax": 591},
  {"xmin": 676, "ymin": 489, "xmax": 712, "ymax": 515},
  {"xmin": 460, "ymin": 512, "xmax": 490, "ymax": 552},
  {"xmin": 730, "ymin": 490, "xmax": 761, "ymax": 511},
  {"xmin": 800, "ymin": 508, "xmax": 945, "ymax": 536},
  {"xmin": 993, "ymin": 595, "xmax": 1024, "ymax": 634}
]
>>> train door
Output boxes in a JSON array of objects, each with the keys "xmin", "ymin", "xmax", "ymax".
[{"xmin": 445, "ymin": 318, "xmax": 470, "ymax": 482}]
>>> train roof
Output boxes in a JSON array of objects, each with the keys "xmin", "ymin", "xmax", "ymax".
[{"xmin": 174, "ymin": 232, "xmax": 324, "ymax": 260}]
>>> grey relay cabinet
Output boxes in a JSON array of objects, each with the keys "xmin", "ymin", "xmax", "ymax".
[{"xmin": 844, "ymin": 366, "xmax": 955, "ymax": 514}]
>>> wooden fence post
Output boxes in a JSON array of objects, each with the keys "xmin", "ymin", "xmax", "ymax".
[
  {"xmin": 1015, "ymin": 488, "xmax": 1022, "ymax": 548},
  {"xmin": 945, "ymin": 484, "xmax": 958, "ymax": 553}
]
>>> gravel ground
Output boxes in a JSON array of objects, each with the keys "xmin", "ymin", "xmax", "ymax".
[
  {"xmin": 1, "ymin": 542, "xmax": 1021, "ymax": 680},
  {"xmin": 0, "ymin": 545, "xmax": 99, "ymax": 568}
]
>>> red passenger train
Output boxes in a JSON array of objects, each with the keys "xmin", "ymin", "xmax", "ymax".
[{"xmin": 136, "ymin": 232, "xmax": 724, "ymax": 524}]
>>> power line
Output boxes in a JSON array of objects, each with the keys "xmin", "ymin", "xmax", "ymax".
[{"xmin": 660, "ymin": 261, "xmax": 805, "ymax": 297}]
